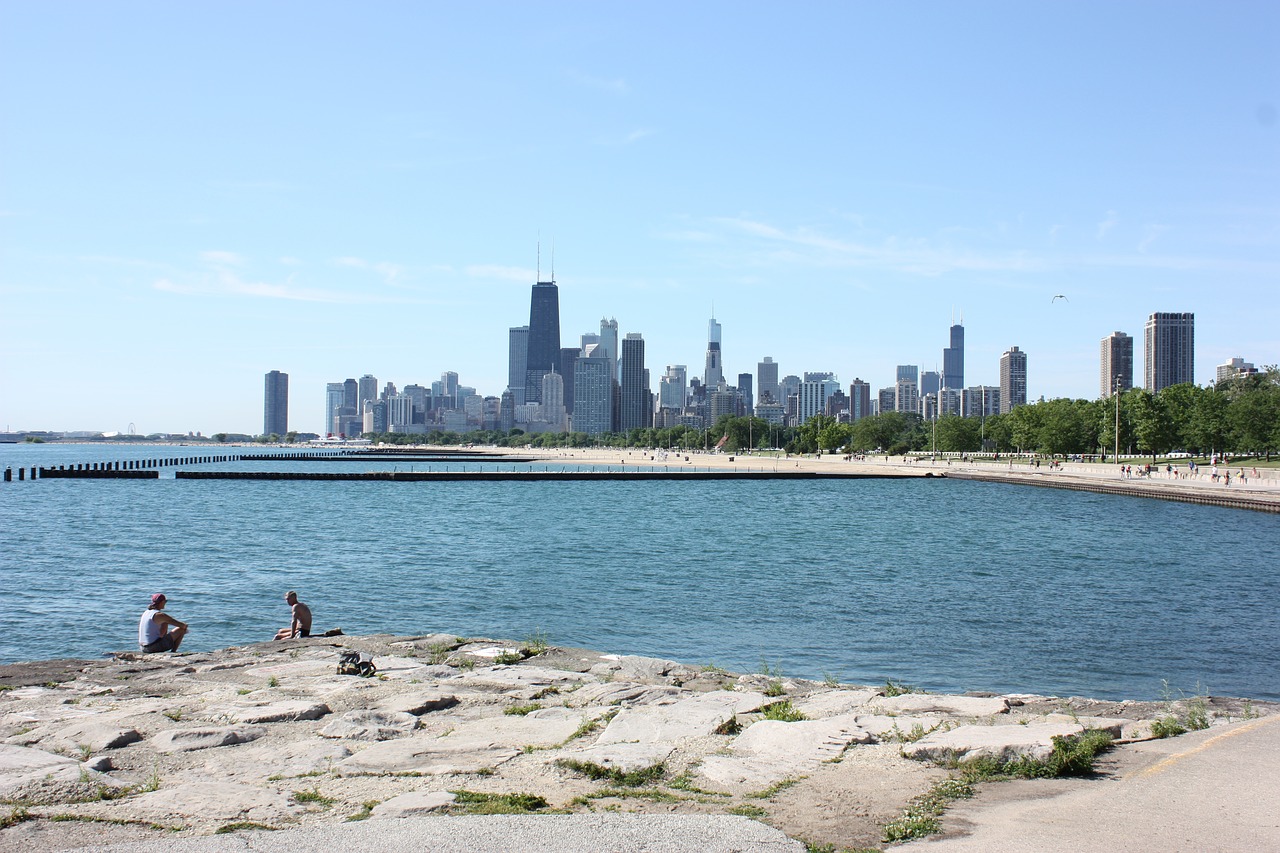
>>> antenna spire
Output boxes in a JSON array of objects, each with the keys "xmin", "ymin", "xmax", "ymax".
[
  {"xmin": 551, "ymin": 240, "xmax": 555, "ymax": 282},
  {"xmin": 536, "ymin": 237, "xmax": 541, "ymax": 282}
]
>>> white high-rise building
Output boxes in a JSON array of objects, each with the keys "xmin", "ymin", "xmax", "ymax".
[
  {"xmin": 798, "ymin": 377, "xmax": 841, "ymax": 423},
  {"xmin": 1144, "ymin": 312, "xmax": 1194, "ymax": 392},
  {"xmin": 659, "ymin": 365, "xmax": 687, "ymax": 411}
]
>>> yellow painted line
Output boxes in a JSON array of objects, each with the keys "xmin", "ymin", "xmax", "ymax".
[{"xmin": 1132, "ymin": 714, "xmax": 1280, "ymax": 779}]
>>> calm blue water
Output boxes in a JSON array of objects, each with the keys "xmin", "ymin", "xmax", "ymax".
[{"xmin": 2, "ymin": 444, "xmax": 1277, "ymax": 701}]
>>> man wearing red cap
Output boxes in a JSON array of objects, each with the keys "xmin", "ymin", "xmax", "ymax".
[{"xmin": 138, "ymin": 593, "xmax": 189, "ymax": 653}]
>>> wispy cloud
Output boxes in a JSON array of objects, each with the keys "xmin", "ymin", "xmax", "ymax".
[
  {"xmin": 200, "ymin": 250, "xmax": 243, "ymax": 266},
  {"xmin": 1137, "ymin": 224, "xmax": 1170, "ymax": 253},
  {"xmin": 1097, "ymin": 210, "xmax": 1119, "ymax": 239},
  {"xmin": 155, "ymin": 270, "xmax": 400, "ymax": 304},
  {"xmin": 332, "ymin": 256, "xmax": 406, "ymax": 285}
]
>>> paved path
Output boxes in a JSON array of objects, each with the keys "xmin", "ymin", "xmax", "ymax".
[
  {"xmin": 63, "ymin": 814, "xmax": 803, "ymax": 853},
  {"xmin": 900, "ymin": 714, "xmax": 1280, "ymax": 852}
]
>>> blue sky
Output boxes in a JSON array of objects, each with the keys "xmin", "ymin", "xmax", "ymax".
[{"xmin": 2, "ymin": 1, "xmax": 1277, "ymax": 435}]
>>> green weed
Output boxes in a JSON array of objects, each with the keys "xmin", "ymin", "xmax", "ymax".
[
  {"xmin": 266, "ymin": 676, "xmax": 279, "ymax": 688},
  {"xmin": 555, "ymin": 758, "xmax": 665, "ymax": 787},
  {"xmin": 504, "ymin": 703, "xmax": 542, "ymax": 717},
  {"xmin": 346, "ymin": 800, "xmax": 380, "ymax": 821},
  {"xmin": 747, "ymin": 776, "xmax": 804, "ymax": 799},
  {"xmin": 761, "ymin": 701, "xmax": 807, "ymax": 722},
  {"xmin": 882, "ymin": 777, "xmax": 974, "ymax": 842},
  {"xmin": 883, "ymin": 679, "xmax": 916, "ymax": 697},
  {"xmin": 730, "ymin": 804, "xmax": 767, "ymax": 818},
  {"xmin": 523, "ymin": 630, "xmax": 549, "ymax": 655},
  {"xmin": 1, "ymin": 807, "xmax": 32, "ymax": 830},
  {"xmin": 214, "ymin": 822, "xmax": 278, "ymax": 834},
  {"xmin": 494, "ymin": 650, "xmax": 524, "ymax": 666},
  {"xmin": 1150, "ymin": 716, "xmax": 1187, "ymax": 739},
  {"xmin": 292, "ymin": 788, "xmax": 334, "ymax": 807},
  {"xmin": 447, "ymin": 790, "xmax": 548, "ymax": 815}
]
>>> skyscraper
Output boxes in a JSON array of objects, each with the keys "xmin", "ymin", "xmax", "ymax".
[
  {"xmin": 1216, "ymin": 357, "xmax": 1257, "ymax": 384},
  {"xmin": 525, "ymin": 281, "xmax": 561, "ymax": 403},
  {"xmin": 849, "ymin": 379, "xmax": 872, "ymax": 422},
  {"xmin": 264, "ymin": 370, "xmax": 288, "ymax": 436},
  {"xmin": 999, "ymin": 347, "xmax": 1027, "ymax": 413},
  {"xmin": 704, "ymin": 317, "xmax": 723, "ymax": 389},
  {"xmin": 573, "ymin": 354, "xmax": 614, "ymax": 436},
  {"xmin": 508, "ymin": 325, "xmax": 529, "ymax": 406},
  {"xmin": 597, "ymin": 318, "xmax": 618, "ymax": 364},
  {"xmin": 798, "ymin": 377, "xmax": 841, "ymax": 423},
  {"xmin": 757, "ymin": 357, "xmax": 780, "ymax": 405},
  {"xmin": 1144, "ymin": 312, "xmax": 1194, "ymax": 392},
  {"xmin": 659, "ymin": 365, "xmax": 687, "ymax": 412},
  {"xmin": 737, "ymin": 372, "xmax": 753, "ymax": 416},
  {"xmin": 620, "ymin": 333, "xmax": 650, "ymax": 431},
  {"xmin": 325, "ymin": 383, "xmax": 344, "ymax": 436},
  {"xmin": 559, "ymin": 347, "xmax": 581, "ymax": 414},
  {"xmin": 942, "ymin": 322, "xmax": 964, "ymax": 392},
  {"xmin": 896, "ymin": 365, "xmax": 919, "ymax": 384},
  {"xmin": 342, "ymin": 378, "xmax": 358, "ymax": 411},
  {"xmin": 1100, "ymin": 331, "xmax": 1133, "ymax": 398},
  {"xmin": 358, "ymin": 374, "xmax": 378, "ymax": 411}
]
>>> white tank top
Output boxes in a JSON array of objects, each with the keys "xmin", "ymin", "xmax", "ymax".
[{"xmin": 139, "ymin": 609, "xmax": 163, "ymax": 646}]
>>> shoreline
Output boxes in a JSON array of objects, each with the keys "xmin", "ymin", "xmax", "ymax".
[{"xmin": 1, "ymin": 634, "xmax": 1274, "ymax": 851}]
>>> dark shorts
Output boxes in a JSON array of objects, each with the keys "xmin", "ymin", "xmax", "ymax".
[
  {"xmin": 298, "ymin": 628, "xmax": 310, "ymax": 638},
  {"xmin": 141, "ymin": 635, "xmax": 177, "ymax": 654}
]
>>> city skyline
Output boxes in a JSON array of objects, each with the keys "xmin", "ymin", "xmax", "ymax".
[{"xmin": 2, "ymin": 3, "xmax": 1277, "ymax": 434}]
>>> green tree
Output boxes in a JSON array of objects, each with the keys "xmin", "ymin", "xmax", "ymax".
[
  {"xmin": 1129, "ymin": 390, "xmax": 1178, "ymax": 460},
  {"xmin": 1007, "ymin": 405, "xmax": 1043, "ymax": 452},
  {"xmin": 934, "ymin": 415, "xmax": 980, "ymax": 452}
]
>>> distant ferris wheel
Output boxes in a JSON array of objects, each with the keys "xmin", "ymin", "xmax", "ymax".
[{"xmin": 128, "ymin": 423, "xmax": 136, "ymax": 436}]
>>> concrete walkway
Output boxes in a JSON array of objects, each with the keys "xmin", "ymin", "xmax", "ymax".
[{"xmin": 900, "ymin": 714, "xmax": 1280, "ymax": 852}]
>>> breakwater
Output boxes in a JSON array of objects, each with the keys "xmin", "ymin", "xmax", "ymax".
[
  {"xmin": 174, "ymin": 469, "xmax": 935, "ymax": 482},
  {"xmin": 948, "ymin": 470, "xmax": 1280, "ymax": 514}
]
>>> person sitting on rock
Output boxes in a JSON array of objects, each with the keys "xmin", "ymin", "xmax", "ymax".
[
  {"xmin": 138, "ymin": 593, "xmax": 188, "ymax": 653},
  {"xmin": 274, "ymin": 590, "xmax": 312, "ymax": 640}
]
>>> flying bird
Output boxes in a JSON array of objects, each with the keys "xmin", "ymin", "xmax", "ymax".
[{"xmin": 1051, "ymin": 294, "xmax": 1068, "ymax": 303}]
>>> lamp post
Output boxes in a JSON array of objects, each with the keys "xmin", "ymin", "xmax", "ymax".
[{"xmin": 1114, "ymin": 374, "xmax": 1122, "ymax": 462}]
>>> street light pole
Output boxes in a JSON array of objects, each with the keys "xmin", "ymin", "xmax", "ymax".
[{"xmin": 1114, "ymin": 374, "xmax": 1121, "ymax": 462}]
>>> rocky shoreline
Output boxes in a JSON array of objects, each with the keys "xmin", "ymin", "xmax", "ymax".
[{"xmin": 1, "ymin": 634, "xmax": 1272, "ymax": 851}]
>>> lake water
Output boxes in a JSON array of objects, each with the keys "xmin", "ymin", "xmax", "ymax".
[{"xmin": 2, "ymin": 443, "xmax": 1277, "ymax": 701}]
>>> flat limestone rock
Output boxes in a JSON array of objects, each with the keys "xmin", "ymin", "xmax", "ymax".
[
  {"xmin": 455, "ymin": 665, "xmax": 591, "ymax": 692},
  {"xmin": 698, "ymin": 714, "xmax": 873, "ymax": 789},
  {"xmin": 1044, "ymin": 713, "xmax": 1132, "ymax": 737},
  {"xmin": 370, "ymin": 790, "xmax": 457, "ymax": 818},
  {"xmin": 794, "ymin": 689, "xmax": 880, "ymax": 718},
  {"xmin": 557, "ymin": 741, "xmax": 675, "ymax": 774},
  {"xmin": 564, "ymin": 682, "xmax": 685, "ymax": 708},
  {"xmin": 318, "ymin": 710, "xmax": 419, "ymax": 741},
  {"xmin": 874, "ymin": 693, "xmax": 1010, "ymax": 717},
  {"xmin": 598, "ymin": 691, "xmax": 767, "ymax": 745},
  {"xmin": 336, "ymin": 734, "xmax": 520, "ymax": 776},
  {"xmin": 244, "ymin": 660, "xmax": 334, "ymax": 679},
  {"xmin": 149, "ymin": 725, "xmax": 266, "ymax": 753},
  {"xmin": 904, "ymin": 721, "xmax": 1084, "ymax": 763},
  {"xmin": 215, "ymin": 740, "xmax": 352, "ymax": 780},
  {"xmin": 125, "ymin": 780, "xmax": 297, "ymax": 822},
  {"xmin": 590, "ymin": 654, "xmax": 690, "ymax": 683},
  {"xmin": 380, "ymin": 691, "xmax": 460, "ymax": 716},
  {"xmin": 853, "ymin": 714, "xmax": 946, "ymax": 740},
  {"xmin": 47, "ymin": 720, "xmax": 143, "ymax": 752},
  {"xmin": 228, "ymin": 701, "xmax": 331, "ymax": 724},
  {"xmin": 0, "ymin": 744, "xmax": 118, "ymax": 796},
  {"xmin": 444, "ymin": 707, "xmax": 600, "ymax": 748},
  {"xmin": 370, "ymin": 656, "xmax": 432, "ymax": 677}
]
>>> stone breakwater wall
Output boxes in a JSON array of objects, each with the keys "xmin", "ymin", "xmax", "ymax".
[
  {"xmin": 947, "ymin": 470, "xmax": 1280, "ymax": 514},
  {"xmin": 0, "ymin": 635, "xmax": 1271, "ymax": 851}
]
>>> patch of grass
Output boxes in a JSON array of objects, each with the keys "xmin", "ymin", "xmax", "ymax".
[
  {"xmin": 1241, "ymin": 700, "xmax": 1258, "ymax": 720},
  {"xmin": 1184, "ymin": 696, "xmax": 1211, "ymax": 731},
  {"xmin": 214, "ymin": 821, "xmax": 278, "ymax": 834},
  {"xmin": 292, "ymin": 788, "xmax": 334, "ymax": 807},
  {"xmin": 577, "ymin": 786, "xmax": 678, "ymax": 803},
  {"xmin": 523, "ymin": 629, "xmax": 550, "ymax": 655},
  {"xmin": 77, "ymin": 744, "xmax": 93, "ymax": 760},
  {"xmin": 346, "ymin": 800, "xmax": 380, "ymax": 821},
  {"xmin": 883, "ymin": 679, "xmax": 916, "ymax": 697},
  {"xmin": 533, "ymin": 686, "xmax": 560, "ymax": 700},
  {"xmin": 474, "ymin": 766, "xmax": 495, "ymax": 776},
  {"xmin": 761, "ymin": 700, "xmax": 807, "ymax": 722},
  {"xmin": 764, "ymin": 679, "xmax": 786, "ymax": 698},
  {"xmin": 668, "ymin": 773, "xmax": 728, "ymax": 796},
  {"xmin": 730, "ymin": 803, "xmax": 767, "ymax": 818},
  {"xmin": 1150, "ymin": 716, "xmax": 1187, "ymax": 739},
  {"xmin": 887, "ymin": 721, "xmax": 935, "ymax": 743},
  {"xmin": 161, "ymin": 709, "xmax": 183, "ymax": 722},
  {"xmin": 236, "ymin": 688, "xmax": 252, "ymax": 695},
  {"xmin": 494, "ymin": 650, "xmax": 525, "ymax": 665},
  {"xmin": 1, "ymin": 807, "xmax": 32, "ymax": 830},
  {"xmin": 952, "ymin": 730, "xmax": 1114, "ymax": 780},
  {"xmin": 448, "ymin": 790, "xmax": 548, "ymax": 815},
  {"xmin": 565, "ymin": 710, "xmax": 617, "ymax": 744},
  {"xmin": 48, "ymin": 814, "xmax": 175, "ymax": 831},
  {"xmin": 822, "ymin": 672, "xmax": 841, "ymax": 688},
  {"xmin": 747, "ymin": 776, "xmax": 804, "ymax": 799},
  {"xmin": 266, "ymin": 676, "xmax": 280, "ymax": 688},
  {"xmin": 504, "ymin": 703, "xmax": 542, "ymax": 716},
  {"xmin": 882, "ymin": 777, "xmax": 975, "ymax": 843},
  {"xmin": 702, "ymin": 662, "xmax": 729, "ymax": 675},
  {"xmin": 555, "ymin": 758, "xmax": 666, "ymax": 787}
]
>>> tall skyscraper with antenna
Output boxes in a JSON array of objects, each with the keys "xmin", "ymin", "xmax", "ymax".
[
  {"xmin": 524, "ymin": 249, "xmax": 561, "ymax": 404},
  {"xmin": 942, "ymin": 318, "xmax": 964, "ymax": 393},
  {"xmin": 704, "ymin": 316, "xmax": 723, "ymax": 389}
]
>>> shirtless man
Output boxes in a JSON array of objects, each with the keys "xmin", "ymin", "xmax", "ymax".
[
  {"xmin": 138, "ymin": 593, "xmax": 188, "ymax": 653},
  {"xmin": 274, "ymin": 591, "xmax": 312, "ymax": 640}
]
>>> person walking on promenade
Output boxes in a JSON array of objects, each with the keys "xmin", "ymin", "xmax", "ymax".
[
  {"xmin": 274, "ymin": 590, "xmax": 313, "ymax": 640},
  {"xmin": 138, "ymin": 593, "xmax": 188, "ymax": 653}
]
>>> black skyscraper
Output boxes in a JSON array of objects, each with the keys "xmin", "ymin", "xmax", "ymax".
[
  {"xmin": 943, "ymin": 323, "xmax": 964, "ymax": 391},
  {"xmin": 524, "ymin": 280, "xmax": 561, "ymax": 403}
]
